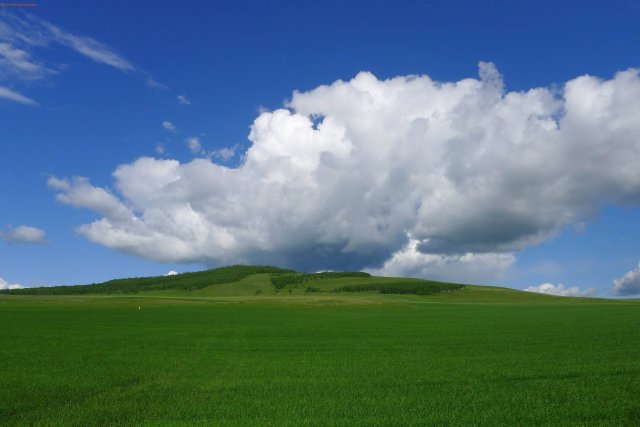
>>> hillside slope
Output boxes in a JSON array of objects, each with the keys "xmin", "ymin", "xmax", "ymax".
[
  {"xmin": 0, "ymin": 265, "xmax": 292, "ymax": 295},
  {"xmin": 0, "ymin": 265, "xmax": 627, "ymax": 304}
]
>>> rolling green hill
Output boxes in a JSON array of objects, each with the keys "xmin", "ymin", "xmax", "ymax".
[
  {"xmin": 0, "ymin": 264, "xmax": 621, "ymax": 304},
  {"xmin": 1, "ymin": 265, "xmax": 466, "ymax": 297},
  {"xmin": 0, "ymin": 265, "xmax": 510, "ymax": 297}
]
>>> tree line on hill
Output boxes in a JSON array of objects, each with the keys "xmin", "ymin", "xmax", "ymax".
[
  {"xmin": 0, "ymin": 265, "xmax": 292, "ymax": 295},
  {"xmin": 270, "ymin": 272, "xmax": 371, "ymax": 289},
  {"xmin": 333, "ymin": 281, "xmax": 464, "ymax": 295}
]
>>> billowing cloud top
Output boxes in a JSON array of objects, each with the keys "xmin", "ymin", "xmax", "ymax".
[{"xmin": 49, "ymin": 63, "xmax": 640, "ymax": 278}]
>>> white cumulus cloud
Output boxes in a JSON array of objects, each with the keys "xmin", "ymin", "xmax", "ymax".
[
  {"xmin": 525, "ymin": 283, "xmax": 596, "ymax": 297},
  {"xmin": 613, "ymin": 262, "xmax": 640, "ymax": 296},
  {"xmin": 48, "ymin": 64, "xmax": 640, "ymax": 280},
  {"xmin": 0, "ymin": 278, "xmax": 23, "ymax": 290},
  {"xmin": 0, "ymin": 225, "xmax": 47, "ymax": 244},
  {"xmin": 164, "ymin": 270, "xmax": 178, "ymax": 276}
]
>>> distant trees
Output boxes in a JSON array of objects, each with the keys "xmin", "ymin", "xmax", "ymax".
[
  {"xmin": 336, "ymin": 282, "xmax": 464, "ymax": 295},
  {"xmin": 270, "ymin": 272, "xmax": 371, "ymax": 290},
  {"xmin": 272, "ymin": 271, "xmax": 464, "ymax": 296}
]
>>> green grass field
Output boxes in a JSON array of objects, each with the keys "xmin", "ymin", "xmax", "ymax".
[{"xmin": 1, "ymin": 267, "xmax": 639, "ymax": 425}]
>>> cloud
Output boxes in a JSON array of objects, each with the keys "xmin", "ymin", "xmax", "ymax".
[
  {"xmin": 0, "ymin": 278, "xmax": 23, "ymax": 290},
  {"xmin": 177, "ymin": 95, "xmax": 191, "ymax": 105},
  {"xmin": 367, "ymin": 238, "xmax": 515, "ymax": 284},
  {"xmin": 49, "ymin": 64, "xmax": 640, "ymax": 280},
  {"xmin": 0, "ymin": 225, "xmax": 46, "ymax": 244},
  {"xmin": 146, "ymin": 77, "xmax": 168, "ymax": 90},
  {"xmin": 0, "ymin": 12, "xmax": 135, "ymax": 72},
  {"xmin": 0, "ymin": 11, "xmax": 160, "ymax": 103},
  {"xmin": 185, "ymin": 137, "xmax": 201, "ymax": 154},
  {"xmin": 613, "ymin": 262, "xmax": 640, "ymax": 296},
  {"xmin": 164, "ymin": 270, "xmax": 178, "ymax": 276},
  {"xmin": 0, "ymin": 41, "xmax": 53, "ymax": 80},
  {"xmin": 162, "ymin": 121, "xmax": 177, "ymax": 132},
  {"xmin": 40, "ymin": 20, "xmax": 135, "ymax": 73},
  {"xmin": 525, "ymin": 283, "xmax": 596, "ymax": 297},
  {"xmin": 0, "ymin": 85, "xmax": 37, "ymax": 105},
  {"xmin": 48, "ymin": 176, "xmax": 133, "ymax": 223},
  {"xmin": 211, "ymin": 146, "xmax": 236, "ymax": 162}
]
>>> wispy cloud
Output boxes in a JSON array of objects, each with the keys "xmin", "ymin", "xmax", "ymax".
[
  {"xmin": 0, "ymin": 11, "xmax": 49, "ymax": 47},
  {"xmin": 177, "ymin": 95, "xmax": 191, "ymax": 105},
  {"xmin": 42, "ymin": 21, "xmax": 135, "ymax": 72},
  {"xmin": 0, "ymin": 85, "xmax": 37, "ymax": 105},
  {"xmin": 211, "ymin": 146, "xmax": 236, "ymax": 162},
  {"xmin": 185, "ymin": 136, "xmax": 201, "ymax": 153},
  {"xmin": 0, "ymin": 11, "xmax": 136, "ymax": 73},
  {"xmin": 0, "ymin": 11, "xmax": 162, "ymax": 104},
  {"xmin": 162, "ymin": 121, "xmax": 177, "ymax": 132},
  {"xmin": 0, "ymin": 41, "xmax": 53, "ymax": 80},
  {"xmin": 146, "ymin": 77, "xmax": 168, "ymax": 90}
]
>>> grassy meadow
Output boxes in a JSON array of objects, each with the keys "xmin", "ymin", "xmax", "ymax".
[{"xmin": 1, "ymin": 267, "xmax": 639, "ymax": 425}]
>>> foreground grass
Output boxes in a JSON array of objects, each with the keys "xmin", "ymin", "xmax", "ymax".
[{"xmin": 1, "ymin": 294, "xmax": 639, "ymax": 425}]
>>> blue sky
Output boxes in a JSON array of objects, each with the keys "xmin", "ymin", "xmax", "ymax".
[{"xmin": 1, "ymin": 1, "xmax": 640, "ymax": 297}]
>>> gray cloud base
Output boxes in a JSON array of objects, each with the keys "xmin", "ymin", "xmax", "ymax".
[{"xmin": 49, "ymin": 64, "xmax": 640, "ymax": 280}]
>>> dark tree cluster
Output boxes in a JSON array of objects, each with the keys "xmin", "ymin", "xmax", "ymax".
[{"xmin": 271, "ymin": 271, "xmax": 371, "ymax": 289}]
